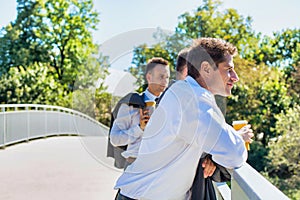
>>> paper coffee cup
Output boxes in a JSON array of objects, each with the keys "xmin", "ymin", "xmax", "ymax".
[
  {"xmin": 232, "ymin": 120, "xmax": 250, "ymax": 151},
  {"xmin": 140, "ymin": 100, "xmax": 156, "ymax": 128},
  {"xmin": 145, "ymin": 100, "xmax": 156, "ymax": 108},
  {"xmin": 144, "ymin": 100, "xmax": 156, "ymax": 116}
]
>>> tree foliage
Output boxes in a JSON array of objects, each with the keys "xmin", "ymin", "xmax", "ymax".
[
  {"xmin": 0, "ymin": 0, "xmax": 105, "ymax": 94},
  {"xmin": 0, "ymin": 0, "xmax": 109, "ymax": 113},
  {"xmin": 0, "ymin": 64, "xmax": 68, "ymax": 106},
  {"xmin": 264, "ymin": 105, "xmax": 300, "ymax": 199},
  {"xmin": 130, "ymin": 0, "xmax": 260, "ymax": 89},
  {"xmin": 256, "ymin": 29, "xmax": 300, "ymax": 69},
  {"xmin": 176, "ymin": 0, "xmax": 259, "ymax": 59},
  {"xmin": 94, "ymin": 90, "xmax": 113, "ymax": 126}
]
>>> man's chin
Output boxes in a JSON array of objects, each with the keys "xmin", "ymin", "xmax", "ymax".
[
  {"xmin": 159, "ymin": 86, "xmax": 167, "ymax": 91},
  {"xmin": 216, "ymin": 91, "xmax": 231, "ymax": 97}
]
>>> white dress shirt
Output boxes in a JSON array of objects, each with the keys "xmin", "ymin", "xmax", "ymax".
[
  {"xmin": 114, "ymin": 76, "xmax": 247, "ymax": 199},
  {"xmin": 110, "ymin": 89, "xmax": 159, "ymax": 159}
]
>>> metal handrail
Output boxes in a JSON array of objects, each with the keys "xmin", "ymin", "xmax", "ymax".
[
  {"xmin": 0, "ymin": 104, "xmax": 108, "ymax": 148},
  {"xmin": 0, "ymin": 104, "xmax": 108, "ymax": 130}
]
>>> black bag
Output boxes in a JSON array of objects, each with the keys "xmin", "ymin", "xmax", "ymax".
[
  {"xmin": 191, "ymin": 154, "xmax": 231, "ymax": 200},
  {"xmin": 106, "ymin": 92, "xmax": 145, "ymax": 169}
]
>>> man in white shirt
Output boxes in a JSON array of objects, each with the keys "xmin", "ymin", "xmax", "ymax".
[
  {"xmin": 110, "ymin": 57, "xmax": 170, "ymax": 167},
  {"xmin": 114, "ymin": 38, "xmax": 254, "ymax": 200},
  {"xmin": 175, "ymin": 47, "xmax": 218, "ymax": 181}
]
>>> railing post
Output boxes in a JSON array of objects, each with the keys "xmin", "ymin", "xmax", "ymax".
[
  {"xmin": 58, "ymin": 108, "xmax": 61, "ymax": 136},
  {"xmin": 44, "ymin": 107, "xmax": 47, "ymax": 138},
  {"xmin": 1, "ymin": 107, "xmax": 6, "ymax": 149},
  {"xmin": 26, "ymin": 106, "xmax": 30, "ymax": 142}
]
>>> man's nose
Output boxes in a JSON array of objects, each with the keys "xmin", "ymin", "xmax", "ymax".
[{"xmin": 231, "ymin": 70, "xmax": 239, "ymax": 82}]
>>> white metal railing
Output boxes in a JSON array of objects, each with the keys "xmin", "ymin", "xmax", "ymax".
[
  {"xmin": 214, "ymin": 182, "xmax": 231, "ymax": 200},
  {"xmin": 231, "ymin": 163, "xmax": 290, "ymax": 200},
  {"xmin": 0, "ymin": 104, "xmax": 290, "ymax": 199},
  {"xmin": 213, "ymin": 162, "xmax": 290, "ymax": 200},
  {"xmin": 0, "ymin": 104, "xmax": 108, "ymax": 148}
]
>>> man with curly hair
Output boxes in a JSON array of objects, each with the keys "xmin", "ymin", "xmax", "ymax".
[{"xmin": 114, "ymin": 38, "xmax": 253, "ymax": 200}]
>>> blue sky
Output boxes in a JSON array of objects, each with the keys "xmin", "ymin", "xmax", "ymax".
[
  {"xmin": 1, "ymin": 0, "xmax": 299, "ymax": 70},
  {"xmin": 93, "ymin": 0, "xmax": 300, "ymax": 43}
]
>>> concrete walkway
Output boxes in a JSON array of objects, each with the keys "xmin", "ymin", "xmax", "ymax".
[{"xmin": 0, "ymin": 136, "xmax": 122, "ymax": 200}]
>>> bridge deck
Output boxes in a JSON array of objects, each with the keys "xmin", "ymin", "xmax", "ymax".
[{"xmin": 0, "ymin": 136, "xmax": 121, "ymax": 200}]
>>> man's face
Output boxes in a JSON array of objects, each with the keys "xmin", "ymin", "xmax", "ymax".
[
  {"xmin": 208, "ymin": 54, "xmax": 239, "ymax": 96},
  {"xmin": 147, "ymin": 64, "xmax": 170, "ymax": 96}
]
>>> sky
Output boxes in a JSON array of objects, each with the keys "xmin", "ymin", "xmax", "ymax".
[{"xmin": 0, "ymin": 0, "xmax": 299, "ymax": 70}]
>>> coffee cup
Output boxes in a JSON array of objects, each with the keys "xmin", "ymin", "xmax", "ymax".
[
  {"xmin": 139, "ymin": 100, "xmax": 156, "ymax": 129},
  {"xmin": 144, "ymin": 100, "xmax": 156, "ymax": 116},
  {"xmin": 232, "ymin": 120, "xmax": 250, "ymax": 151}
]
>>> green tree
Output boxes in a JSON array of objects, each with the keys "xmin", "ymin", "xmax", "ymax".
[
  {"xmin": 255, "ymin": 29, "xmax": 300, "ymax": 106},
  {"xmin": 43, "ymin": 0, "xmax": 100, "ymax": 90},
  {"xmin": 289, "ymin": 64, "xmax": 300, "ymax": 104},
  {"xmin": 0, "ymin": 0, "xmax": 109, "ymax": 111},
  {"xmin": 175, "ymin": 0, "xmax": 259, "ymax": 59},
  {"xmin": 0, "ymin": 64, "xmax": 69, "ymax": 106},
  {"xmin": 130, "ymin": 0, "xmax": 260, "ymax": 89},
  {"xmin": 264, "ymin": 105, "xmax": 300, "ymax": 199},
  {"xmin": 256, "ymin": 29, "xmax": 300, "ymax": 69},
  {"xmin": 94, "ymin": 91, "xmax": 112, "ymax": 126},
  {"xmin": 0, "ymin": 0, "xmax": 103, "ymax": 93},
  {"xmin": 0, "ymin": 0, "xmax": 49, "ymax": 74}
]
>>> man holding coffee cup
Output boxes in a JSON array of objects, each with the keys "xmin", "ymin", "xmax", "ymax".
[{"xmin": 110, "ymin": 57, "xmax": 170, "ymax": 167}]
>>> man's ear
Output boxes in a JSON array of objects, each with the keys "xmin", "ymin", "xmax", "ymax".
[
  {"xmin": 201, "ymin": 61, "xmax": 211, "ymax": 75},
  {"xmin": 146, "ymin": 72, "xmax": 151, "ymax": 83}
]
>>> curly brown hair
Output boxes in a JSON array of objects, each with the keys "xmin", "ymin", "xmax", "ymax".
[{"xmin": 187, "ymin": 38, "xmax": 237, "ymax": 79}]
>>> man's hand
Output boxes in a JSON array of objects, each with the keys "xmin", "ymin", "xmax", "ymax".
[
  {"xmin": 238, "ymin": 124, "xmax": 254, "ymax": 143},
  {"xmin": 202, "ymin": 156, "xmax": 216, "ymax": 178},
  {"xmin": 139, "ymin": 109, "xmax": 150, "ymax": 130}
]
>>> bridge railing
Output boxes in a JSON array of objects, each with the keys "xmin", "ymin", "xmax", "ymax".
[
  {"xmin": 0, "ymin": 104, "xmax": 290, "ymax": 199},
  {"xmin": 0, "ymin": 104, "xmax": 108, "ymax": 148},
  {"xmin": 230, "ymin": 162, "xmax": 290, "ymax": 200}
]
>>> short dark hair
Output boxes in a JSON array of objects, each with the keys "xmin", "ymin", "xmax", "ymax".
[
  {"xmin": 176, "ymin": 48, "xmax": 189, "ymax": 73},
  {"xmin": 187, "ymin": 37, "xmax": 237, "ymax": 79},
  {"xmin": 145, "ymin": 57, "xmax": 169, "ymax": 75}
]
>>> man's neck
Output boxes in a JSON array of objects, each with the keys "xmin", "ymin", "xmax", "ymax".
[
  {"xmin": 195, "ymin": 76, "xmax": 208, "ymax": 91},
  {"xmin": 147, "ymin": 88, "xmax": 160, "ymax": 97}
]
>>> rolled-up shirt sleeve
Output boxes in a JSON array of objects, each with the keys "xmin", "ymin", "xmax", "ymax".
[
  {"xmin": 199, "ymin": 107, "xmax": 247, "ymax": 169},
  {"xmin": 208, "ymin": 125, "xmax": 247, "ymax": 169},
  {"xmin": 110, "ymin": 103, "xmax": 144, "ymax": 146}
]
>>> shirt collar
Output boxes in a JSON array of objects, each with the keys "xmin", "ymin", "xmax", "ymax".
[
  {"xmin": 185, "ymin": 76, "xmax": 214, "ymax": 97},
  {"xmin": 185, "ymin": 76, "xmax": 199, "ymax": 88},
  {"xmin": 144, "ymin": 88, "xmax": 160, "ymax": 101}
]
